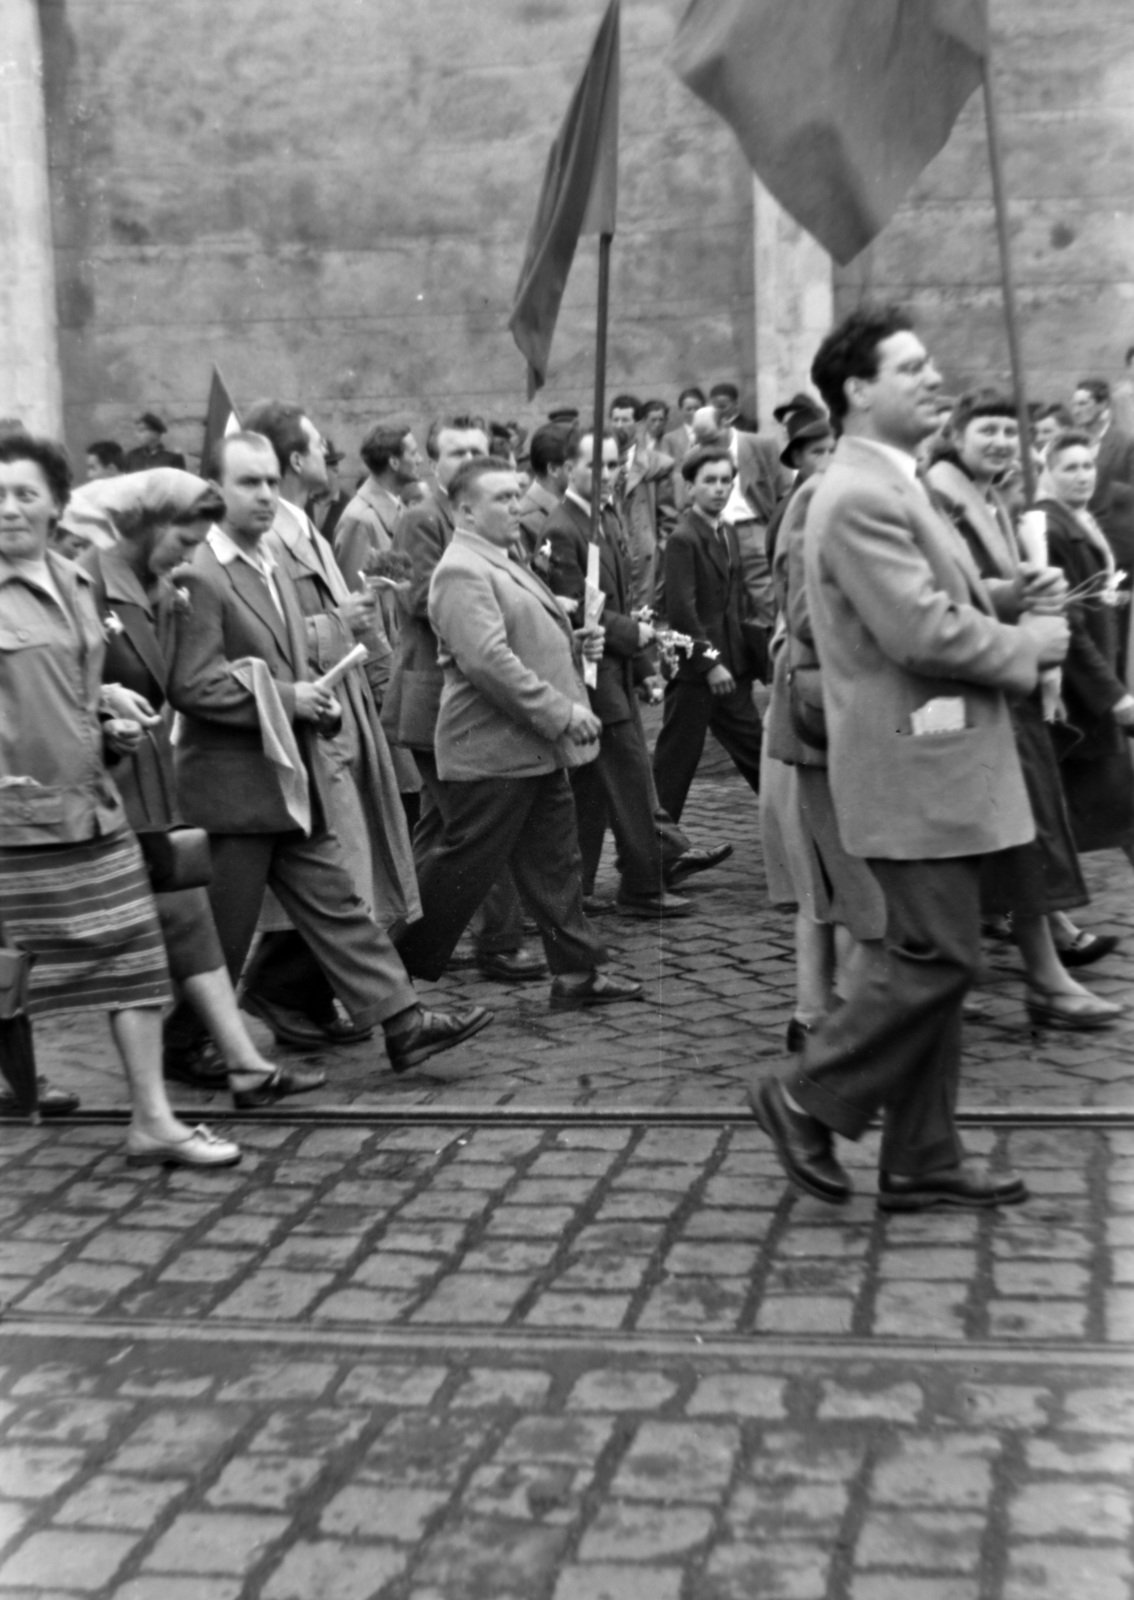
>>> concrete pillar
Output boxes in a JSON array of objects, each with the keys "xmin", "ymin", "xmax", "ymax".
[
  {"xmin": 0, "ymin": 0, "xmax": 61, "ymax": 433},
  {"xmin": 752, "ymin": 178, "xmax": 834, "ymax": 427}
]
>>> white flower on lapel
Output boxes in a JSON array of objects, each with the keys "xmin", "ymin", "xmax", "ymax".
[
  {"xmin": 171, "ymin": 586, "xmax": 192, "ymax": 615},
  {"xmin": 103, "ymin": 611, "xmax": 125, "ymax": 639},
  {"xmin": 540, "ymin": 540, "xmax": 552, "ymax": 563}
]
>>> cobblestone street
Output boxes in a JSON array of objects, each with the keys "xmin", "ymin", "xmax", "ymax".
[{"xmin": 7, "ymin": 761, "xmax": 1134, "ymax": 1597}]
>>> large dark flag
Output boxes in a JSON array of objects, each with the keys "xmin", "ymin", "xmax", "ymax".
[
  {"xmin": 509, "ymin": 0, "xmax": 620, "ymax": 396},
  {"xmin": 200, "ymin": 365, "xmax": 241, "ymax": 478},
  {"xmin": 672, "ymin": 0, "xmax": 988, "ymax": 265}
]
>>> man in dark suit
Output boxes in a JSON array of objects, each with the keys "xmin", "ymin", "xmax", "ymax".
[
  {"xmin": 1072, "ymin": 377, "xmax": 1134, "ymax": 570},
  {"xmin": 515, "ymin": 422, "xmax": 571, "ymax": 567},
  {"xmin": 383, "ymin": 415, "xmax": 539, "ymax": 980},
  {"xmin": 751, "ymin": 305, "xmax": 1069, "ymax": 1211},
  {"xmin": 123, "ymin": 412, "xmax": 186, "ymax": 472},
  {"xmin": 397, "ymin": 457, "xmax": 641, "ymax": 1009},
  {"xmin": 652, "ymin": 447, "xmax": 763, "ymax": 822},
  {"xmin": 167, "ymin": 431, "xmax": 490, "ymax": 1078},
  {"xmin": 544, "ymin": 430, "xmax": 728, "ymax": 915}
]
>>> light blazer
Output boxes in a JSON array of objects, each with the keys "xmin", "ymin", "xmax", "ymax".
[
  {"xmin": 735, "ymin": 431, "xmax": 793, "ymax": 525},
  {"xmin": 166, "ymin": 537, "xmax": 332, "ymax": 835},
  {"xmin": 429, "ymin": 529, "xmax": 596, "ymax": 782},
  {"xmin": 804, "ymin": 435, "xmax": 1040, "ymax": 860}
]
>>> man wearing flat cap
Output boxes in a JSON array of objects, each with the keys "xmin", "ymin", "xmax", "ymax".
[{"xmin": 124, "ymin": 412, "xmax": 186, "ymax": 473}]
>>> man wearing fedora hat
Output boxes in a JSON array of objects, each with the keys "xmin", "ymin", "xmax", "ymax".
[
  {"xmin": 123, "ymin": 412, "xmax": 186, "ymax": 473},
  {"xmin": 765, "ymin": 408, "xmax": 835, "ymax": 569}
]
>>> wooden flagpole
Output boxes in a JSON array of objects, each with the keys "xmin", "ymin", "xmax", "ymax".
[
  {"xmin": 981, "ymin": 55, "xmax": 1036, "ymax": 505},
  {"xmin": 590, "ymin": 232, "xmax": 613, "ymax": 544}
]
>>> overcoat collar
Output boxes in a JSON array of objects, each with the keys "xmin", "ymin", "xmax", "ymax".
[{"xmin": 96, "ymin": 545, "xmax": 170, "ymax": 690}]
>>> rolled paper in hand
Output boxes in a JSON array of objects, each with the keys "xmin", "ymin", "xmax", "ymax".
[
  {"xmin": 1017, "ymin": 509, "xmax": 1049, "ymax": 568},
  {"xmin": 583, "ymin": 582, "xmax": 606, "ymax": 689},
  {"xmin": 312, "ymin": 642, "xmax": 368, "ymax": 694}
]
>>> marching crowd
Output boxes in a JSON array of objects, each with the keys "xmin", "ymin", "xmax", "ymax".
[{"xmin": 1, "ymin": 306, "xmax": 1133, "ymax": 1210}]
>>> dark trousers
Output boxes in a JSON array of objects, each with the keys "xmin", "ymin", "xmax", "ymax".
[
  {"xmin": 413, "ymin": 749, "xmax": 524, "ymax": 954},
  {"xmin": 571, "ymin": 714, "xmax": 674, "ymax": 898},
  {"xmin": 785, "ymin": 856, "xmax": 981, "ymax": 1177},
  {"xmin": 652, "ymin": 676, "xmax": 763, "ymax": 822},
  {"xmin": 203, "ymin": 829, "xmax": 416, "ymax": 1029},
  {"xmin": 397, "ymin": 770, "xmax": 607, "ymax": 983}
]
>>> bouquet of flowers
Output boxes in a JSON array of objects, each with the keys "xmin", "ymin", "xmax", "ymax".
[
  {"xmin": 632, "ymin": 606, "xmax": 718, "ymax": 677},
  {"xmin": 362, "ymin": 547, "xmax": 413, "ymax": 591}
]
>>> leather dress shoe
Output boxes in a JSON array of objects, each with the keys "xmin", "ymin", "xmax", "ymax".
[
  {"xmin": 239, "ymin": 992, "xmax": 329, "ymax": 1050},
  {"xmin": 478, "ymin": 947, "xmax": 549, "ymax": 983},
  {"xmin": 231, "ymin": 1063, "xmax": 327, "ymax": 1109},
  {"xmin": 549, "ymin": 971, "xmax": 644, "ymax": 1009},
  {"xmin": 582, "ymin": 893, "xmax": 618, "ymax": 917},
  {"xmin": 748, "ymin": 1076, "xmax": 850, "ymax": 1205},
  {"xmin": 386, "ymin": 1005, "xmax": 492, "ymax": 1075},
  {"xmin": 616, "ymin": 890, "xmax": 691, "ymax": 919},
  {"xmin": 664, "ymin": 842, "xmax": 734, "ymax": 887},
  {"xmin": 0, "ymin": 1076, "xmax": 80, "ymax": 1118},
  {"xmin": 1025, "ymin": 986, "xmax": 1122, "ymax": 1031},
  {"xmin": 878, "ymin": 1164, "xmax": 1029, "ymax": 1212},
  {"xmin": 1057, "ymin": 931, "xmax": 1120, "ymax": 969},
  {"xmin": 163, "ymin": 1038, "xmax": 229, "ymax": 1090}
]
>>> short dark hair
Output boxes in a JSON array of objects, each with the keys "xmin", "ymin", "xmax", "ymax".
[
  {"xmin": 86, "ymin": 440, "xmax": 125, "ymax": 471},
  {"xmin": 639, "ymin": 398, "xmax": 668, "ymax": 422},
  {"xmin": 0, "ymin": 434, "xmax": 73, "ymax": 508},
  {"xmin": 1075, "ymin": 377, "xmax": 1110, "ymax": 406},
  {"xmin": 529, "ymin": 423, "xmax": 572, "ymax": 478},
  {"xmin": 172, "ymin": 484, "xmax": 226, "ymax": 525},
  {"xmin": 425, "ymin": 414, "xmax": 487, "ymax": 461},
  {"xmin": 950, "ymin": 388, "xmax": 1017, "ymax": 435},
  {"xmin": 447, "ymin": 454, "xmax": 514, "ymax": 509},
  {"xmin": 681, "ymin": 446, "xmax": 735, "ymax": 485},
  {"xmin": 811, "ymin": 303, "xmax": 915, "ymax": 423},
  {"xmin": 678, "ymin": 386, "xmax": 706, "ymax": 410},
  {"xmin": 1035, "ymin": 402, "xmax": 1073, "ymax": 428},
  {"xmin": 1047, "ymin": 428, "xmax": 1093, "ymax": 462},
  {"xmin": 609, "ymin": 394, "xmax": 641, "ymax": 417},
  {"xmin": 709, "ymin": 382, "xmax": 739, "ymax": 403},
  {"xmin": 211, "ymin": 429, "xmax": 278, "ymax": 482},
  {"xmin": 242, "ymin": 400, "xmax": 310, "ymax": 475},
  {"xmin": 360, "ymin": 421, "xmax": 415, "ymax": 476},
  {"xmin": 137, "ymin": 411, "xmax": 166, "ymax": 434}
]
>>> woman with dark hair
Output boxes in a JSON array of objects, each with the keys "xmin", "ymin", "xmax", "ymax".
[
  {"xmin": 0, "ymin": 437, "xmax": 239, "ymax": 1162},
  {"xmin": 928, "ymin": 394, "xmax": 1120, "ymax": 1030},
  {"xmin": 1039, "ymin": 430, "xmax": 1134, "ymax": 864},
  {"xmin": 64, "ymin": 469, "xmax": 325, "ymax": 1106}
]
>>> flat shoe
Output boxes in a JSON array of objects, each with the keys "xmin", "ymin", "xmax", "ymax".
[
  {"xmin": 126, "ymin": 1124, "xmax": 241, "ymax": 1169},
  {"xmin": 0, "ymin": 1077, "xmax": 80, "ymax": 1118},
  {"xmin": 231, "ymin": 1064, "xmax": 327, "ymax": 1109},
  {"xmin": 549, "ymin": 971, "xmax": 644, "ymax": 1009},
  {"xmin": 478, "ymin": 948, "xmax": 549, "ymax": 983},
  {"xmin": 386, "ymin": 1005, "xmax": 492, "ymax": 1075},
  {"xmin": 1057, "ymin": 931, "xmax": 1120, "ymax": 969},
  {"xmin": 1025, "ymin": 988, "xmax": 1122, "ymax": 1031},
  {"xmin": 747, "ymin": 1076, "xmax": 850, "ymax": 1205},
  {"xmin": 878, "ymin": 1164, "xmax": 1028, "ymax": 1212},
  {"xmin": 615, "ymin": 891, "xmax": 691, "ymax": 919},
  {"xmin": 664, "ymin": 842, "xmax": 734, "ymax": 887}
]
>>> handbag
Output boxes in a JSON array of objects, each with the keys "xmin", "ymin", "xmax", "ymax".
[
  {"xmin": 134, "ymin": 731, "xmax": 213, "ymax": 893},
  {"xmin": 0, "ymin": 928, "xmax": 38, "ymax": 1117}
]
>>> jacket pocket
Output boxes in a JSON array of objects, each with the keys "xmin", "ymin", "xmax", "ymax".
[{"xmin": 0, "ymin": 785, "xmax": 66, "ymax": 828}]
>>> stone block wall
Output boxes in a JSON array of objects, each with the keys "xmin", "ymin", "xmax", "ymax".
[{"xmin": 39, "ymin": 0, "xmax": 754, "ymax": 468}]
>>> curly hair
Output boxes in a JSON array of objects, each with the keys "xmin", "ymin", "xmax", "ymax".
[{"xmin": 0, "ymin": 434, "xmax": 73, "ymax": 507}]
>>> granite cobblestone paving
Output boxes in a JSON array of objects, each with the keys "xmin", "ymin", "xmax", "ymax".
[{"xmin": 6, "ymin": 762, "xmax": 1134, "ymax": 1594}]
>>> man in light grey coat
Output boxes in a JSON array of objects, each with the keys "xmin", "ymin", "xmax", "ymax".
[
  {"xmin": 751, "ymin": 305, "xmax": 1070, "ymax": 1212},
  {"xmin": 396, "ymin": 457, "xmax": 643, "ymax": 1011}
]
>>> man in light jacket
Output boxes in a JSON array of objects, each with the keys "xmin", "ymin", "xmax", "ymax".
[
  {"xmin": 751, "ymin": 305, "xmax": 1070, "ymax": 1213},
  {"xmin": 396, "ymin": 457, "xmax": 643, "ymax": 1011}
]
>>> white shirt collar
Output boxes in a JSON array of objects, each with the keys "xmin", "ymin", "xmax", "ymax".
[{"xmin": 208, "ymin": 523, "xmax": 278, "ymax": 575}]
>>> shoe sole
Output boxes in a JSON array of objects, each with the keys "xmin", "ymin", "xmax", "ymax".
[
  {"xmin": 748, "ymin": 1082, "xmax": 851, "ymax": 1206},
  {"xmin": 878, "ymin": 1184, "xmax": 1029, "ymax": 1213},
  {"xmin": 391, "ymin": 1009, "xmax": 493, "ymax": 1073},
  {"xmin": 125, "ymin": 1147, "xmax": 242, "ymax": 1169},
  {"xmin": 1025, "ymin": 1005, "xmax": 1120, "ymax": 1032},
  {"xmin": 478, "ymin": 968, "xmax": 549, "ymax": 984},
  {"xmin": 615, "ymin": 905, "xmax": 692, "ymax": 919},
  {"xmin": 549, "ymin": 989, "xmax": 645, "ymax": 1010}
]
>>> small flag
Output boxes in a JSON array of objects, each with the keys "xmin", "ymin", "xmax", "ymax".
[
  {"xmin": 509, "ymin": 0, "xmax": 620, "ymax": 397},
  {"xmin": 672, "ymin": 0, "xmax": 988, "ymax": 265},
  {"xmin": 201, "ymin": 366, "xmax": 241, "ymax": 478}
]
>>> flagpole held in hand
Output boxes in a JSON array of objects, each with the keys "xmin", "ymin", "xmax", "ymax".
[{"xmin": 590, "ymin": 232, "xmax": 613, "ymax": 546}]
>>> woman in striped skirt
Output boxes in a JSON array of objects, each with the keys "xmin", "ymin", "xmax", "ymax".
[{"xmin": 0, "ymin": 433, "xmax": 238, "ymax": 1167}]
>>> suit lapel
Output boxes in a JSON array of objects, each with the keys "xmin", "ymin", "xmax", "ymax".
[{"xmin": 223, "ymin": 556, "xmax": 293, "ymax": 660}]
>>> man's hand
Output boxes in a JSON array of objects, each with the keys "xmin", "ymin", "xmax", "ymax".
[
  {"xmin": 637, "ymin": 620, "xmax": 656, "ymax": 648},
  {"xmin": 102, "ymin": 684, "xmax": 161, "ymax": 727},
  {"xmin": 566, "ymin": 704, "xmax": 602, "ymax": 746},
  {"xmin": 104, "ymin": 718, "xmax": 145, "ymax": 755},
  {"xmin": 1019, "ymin": 561, "xmax": 1068, "ymax": 615},
  {"xmin": 707, "ymin": 663, "xmax": 736, "ymax": 697},
  {"xmin": 294, "ymin": 682, "xmax": 341, "ymax": 723},
  {"xmin": 575, "ymin": 625, "xmax": 605, "ymax": 662},
  {"xmin": 337, "ymin": 590, "xmax": 378, "ymax": 637},
  {"xmin": 1019, "ymin": 612, "xmax": 1070, "ymax": 667},
  {"xmin": 1113, "ymin": 694, "xmax": 1134, "ymax": 730}
]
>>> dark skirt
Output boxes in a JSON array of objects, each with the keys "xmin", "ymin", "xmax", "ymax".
[
  {"xmin": 0, "ymin": 831, "xmax": 171, "ymax": 1019},
  {"xmin": 982, "ymin": 696, "xmax": 1088, "ymax": 917},
  {"xmin": 1061, "ymin": 734, "xmax": 1134, "ymax": 855}
]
